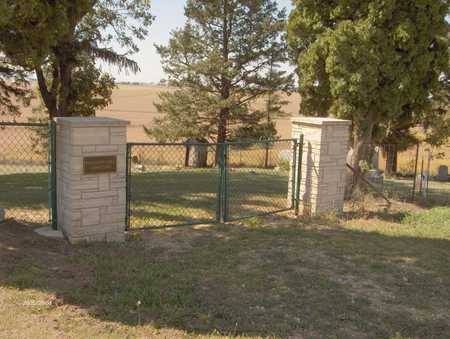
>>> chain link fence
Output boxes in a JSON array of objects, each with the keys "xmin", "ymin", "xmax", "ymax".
[
  {"xmin": 414, "ymin": 145, "xmax": 450, "ymax": 206},
  {"xmin": 225, "ymin": 140, "xmax": 297, "ymax": 220},
  {"xmin": 126, "ymin": 142, "xmax": 219, "ymax": 228},
  {"xmin": 126, "ymin": 139, "xmax": 300, "ymax": 229},
  {"xmin": 0, "ymin": 122, "xmax": 55, "ymax": 224},
  {"xmin": 357, "ymin": 143, "xmax": 450, "ymax": 206}
]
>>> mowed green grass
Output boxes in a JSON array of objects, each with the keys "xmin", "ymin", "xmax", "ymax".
[
  {"xmin": 383, "ymin": 177, "xmax": 450, "ymax": 205},
  {"xmin": 0, "ymin": 168, "xmax": 291, "ymax": 227},
  {"xmin": 129, "ymin": 168, "xmax": 291, "ymax": 228},
  {"xmin": 0, "ymin": 172, "xmax": 49, "ymax": 224},
  {"xmin": 0, "ymin": 205, "xmax": 449, "ymax": 338}
]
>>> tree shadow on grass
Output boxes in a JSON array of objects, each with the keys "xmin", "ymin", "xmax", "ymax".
[
  {"xmin": 129, "ymin": 193, "xmax": 290, "ymax": 228},
  {"xmin": 0, "ymin": 217, "xmax": 449, "ymax": 338}
]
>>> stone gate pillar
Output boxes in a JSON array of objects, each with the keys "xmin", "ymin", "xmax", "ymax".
[
  {"xmin": 290, "ymin": 117, "xmax": 351, "ymax": 216},
  {"xmin": 55, "ymin": 117, "xmax": 128, "ymax": 243}
]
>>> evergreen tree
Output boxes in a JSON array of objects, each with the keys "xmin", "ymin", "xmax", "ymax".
[
  {"xmin": 0, "ymin": 57, "xmax": 31, "ymax": 117},
  {"xmin": 288, "ymin": 0, "xmax": 449, "ymax": 182},
  {"xmin": 0, "ymin": 1, "xmax": 38, "ymax": 117},
  {"xmin": 147, "ymin": 0, "xmax": 293, "ymax": 153}
]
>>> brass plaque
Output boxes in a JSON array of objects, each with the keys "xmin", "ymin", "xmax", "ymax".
[{"xmin": 83, "ymin": 156, "xmax": 117, "ymax": 174}]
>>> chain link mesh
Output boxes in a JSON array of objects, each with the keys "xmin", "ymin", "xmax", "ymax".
[
  {"xmin": 127, "ymin": 140, "xmax": 298, "ymax": 229},
  {"xmin": 127, "ymin": 143, "xmax": 220, "ymax": 228},
  {"xmin": 225, "ymin": 140, "xmax": 295, "ymax": 220},
  {"xmin": 351, "ymin": 143, "xmax": 450, "ymax": 205},
  {"xmin": 414, "ymin": 144, "xmax": 450, "ymax": 206},
  {"xmin": 0, "ymin": 123, "xmax": 50, "ymax": 224}
]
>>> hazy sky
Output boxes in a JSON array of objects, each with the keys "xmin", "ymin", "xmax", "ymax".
[{"xmin": 106, "ymin": 0, "xmax": 294, "ymax": 83}]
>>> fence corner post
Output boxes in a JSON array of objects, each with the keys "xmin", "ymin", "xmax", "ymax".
[
  {"xmin": 294, "ymin": 135, "xmax": 304, "ymax": 216},
  {"xmin": 216, "ymin": 142, "xmax": 228, "ymax": 223},
  {"xmin": 50, "ymin": 120, "xmax": 58, "ymax": 230}
]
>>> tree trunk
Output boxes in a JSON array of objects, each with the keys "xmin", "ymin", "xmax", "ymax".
[
  {"xmin": 184, "ymin": 144, "xmax": 191, "ymax": 167},
  {"xmin": 384, "ymin": 144, "xmax": 397, "ymax": 177},
  {"xmin": 264, "ymin": 142, "xmax": 270, "ymax": 168},
  {"xmin": 215, "ymin": 109, "xmax": 228, "ymax": 165},
  {"xmin": 214, "ymin": 0, "xmax": 231, "ymax": 166},
  {"xmin": 35, "ymin": 66, "xmax": 58, "ymax": 119},
  {"xmin": 57, "ymin": 54, "xmax": 74, "ymax": 117},
  {"xmin": 351, "ymin": 122, "xmax": 375, "ymax": 192}
]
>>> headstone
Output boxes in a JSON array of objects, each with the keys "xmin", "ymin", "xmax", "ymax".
[
  {"xmin": 371, "ymin": 147, "xmax": 380, "ymax": 170},
  {"xmin": 279, "ymin": 149, "xmax": 291, "ymax": 162},
  {"xmin": 190, "ymin": 144, "xmax": 208, "ymax": 167},
  {"xmin": 186, "ymin": 140, "xmax": 208, "ymax": 168},
  {"xmin": 437, "ymin": 165, "xmax": 449, "ymax": 181},
  {"xmin": 365, "ymin": 169, "xmax": 384, "ymax": 189}
]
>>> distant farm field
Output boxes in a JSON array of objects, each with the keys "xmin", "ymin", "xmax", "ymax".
[
  {"xmin": 2, "ymin": 84, "xmax": 449, "ymax": 176},
  {"xmin": 4, "ymin": 84, "xmax": 300, "ymax": 142},
  {"xmin": 99, "ymin": 85, "xmax": 300, "ymax": 141}
]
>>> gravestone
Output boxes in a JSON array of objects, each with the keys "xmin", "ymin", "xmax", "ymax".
[
  {"xmin": 437, "ymin": 165, "xmax": 449, "ymax": 181},
  {"xmin": 189, "ymin": 143, "xmax": 208, "ymax": 168},
  {"xmin": 371, "ymin": 147, "xmax": 380, "ymax": 170},
  {"xmin": 279, "ymin": 149, "xmax": 291, "ymax": 162},
  {"xmin": 185, "ymin": 139, "xmax": 208, "ymax": 168},
  {"xmin": 365, "ymin": 169, "xmax": 384, "ymax": 189}
]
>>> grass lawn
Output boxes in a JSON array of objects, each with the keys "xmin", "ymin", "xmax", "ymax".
[
  {"xmin": 129, "ymin": 167, "xmax": 291, "ymax": 228},
  {"xmin": 2, "ymin": 168, "xmax": 448, "ymax": 229},
  {"xmin": 1, "ymin": 201, "xmax": 449, "ymax": 338},
  {"xmin": 382, "ymin": 177, "xmax": 450, "ymax": 205},
  {"xmin": 0, "ymin": 172, "xmax": 49, "ymax": 224},
  {"xmin": 0, "ymin": 167, "xmax": 291, "ymax": 228}
]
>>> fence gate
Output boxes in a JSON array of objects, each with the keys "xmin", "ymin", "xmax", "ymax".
[
  {"xmin": 126, "ymin": 142, "xmax": 220, "ymax": 229},
  {"xmin": 0, "ymin": 122, "xmax": 57, "ymax": 227},
  {"xmin": 126, "ymin": 139, "xmax": 302, "ymax": 229}
]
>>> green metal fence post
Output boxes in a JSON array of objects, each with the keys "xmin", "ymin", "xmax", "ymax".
[
  {"xmin": 223, "ymin": 143, "xmax": 229, "ymax": 222},
  {"xmin": 294, "ymin": 135, "xmax": 304, "ymax": 216},
  {"xmin": 216, "ymin": 143, "xmax": 229, "ymax": 223},
  {"xmin": 411, "ymin": 142, "xmax": 420, "ymax": 201},
  {"xmin": 47, "ymin": 123, "xmax": 52, "ymax": 225},
  {"xmin": 216, "ymin": 144, "xmax": 224, "ymax": 222},
  {"xmin": 49, "ymin": 121, "xmax": 57, "ymax": 229},
  {"xmin": 125, "ymin": 144, "xmax": 131, "ymax": 229},
  {"xmin": 291, "ymin": 140, "xmax": 298, "ymax": 209}
]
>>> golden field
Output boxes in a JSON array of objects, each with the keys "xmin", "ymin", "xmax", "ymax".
[
  {"xmin": 95, "ymin": 84, "xmax": 300, "ymax": 142},
  {"xmin": 1, "ymin": 84, "xmax": 448, "ymax": 176},
  {"xmin": 1, "ymin": 84, "xmax": 299, "ymax": 142}
]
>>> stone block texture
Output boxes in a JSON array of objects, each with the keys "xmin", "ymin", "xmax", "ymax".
[
  {"xmin": 55, "ymin": 117, "xmax": 128, "ymax": 243},
  {"xmin": 289, "ymin": 117, "xmax": 351, "ymax": 215}
]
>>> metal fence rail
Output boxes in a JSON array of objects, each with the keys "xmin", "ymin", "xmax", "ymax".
[
  {"xmin": 126, "ymin": 139, "xmax": 302, "ymax": 229},
  {"xmin": 0, "ymin": 122, "xmax": 56, "ymax": 225},
  {"xmin": 358, "ymin": 143, "xmax": 450, "ymax": 206}
]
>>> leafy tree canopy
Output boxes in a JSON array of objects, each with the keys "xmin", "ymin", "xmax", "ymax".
[
  {"xmin": 0, "ymin": 0, "xmax": 154, "ymax": 118},
  {"xmin": 288, "ymin": 0, "xmax": 449, "ymax": 175}
]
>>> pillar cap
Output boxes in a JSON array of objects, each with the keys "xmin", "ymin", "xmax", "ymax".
[
  {"xmin": 291, "ymin": 116, "xmax": 352, "ymax": 126},
  {"xmin": 54, "ymin": 117, "xmax": 129, "ymax": 127}
]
